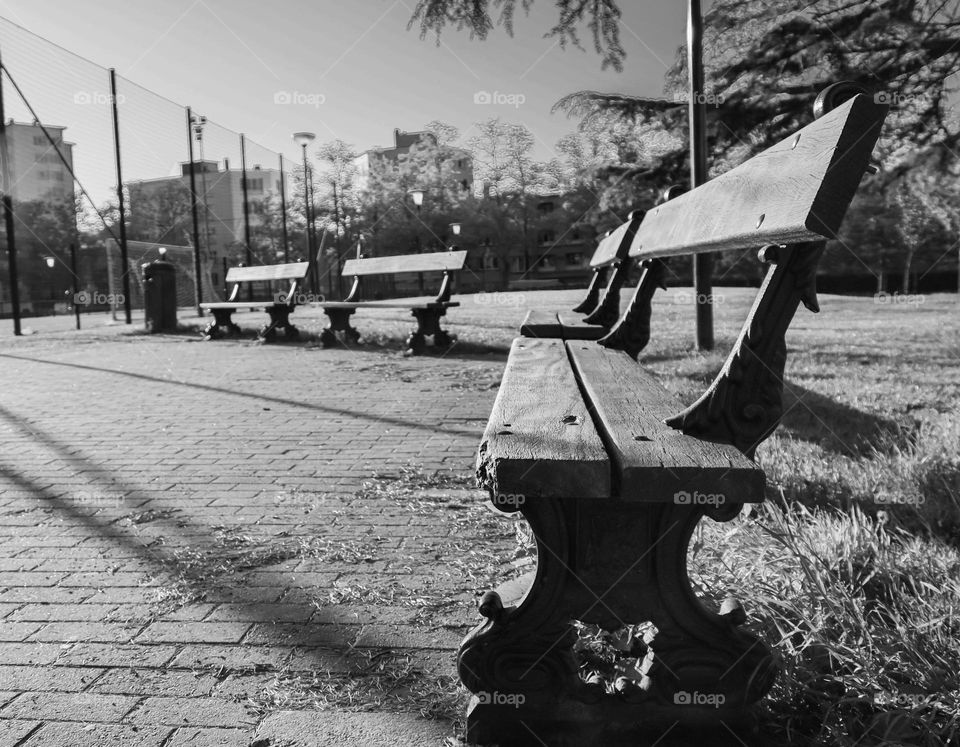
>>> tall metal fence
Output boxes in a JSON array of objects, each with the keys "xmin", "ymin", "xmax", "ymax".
[{"xmin": 0, "ymin": 16, "xmax": 316, "ymax": 333}]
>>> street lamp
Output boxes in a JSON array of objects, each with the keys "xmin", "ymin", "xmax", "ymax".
[
  {"xmin": 44, "ymin": 256, "xmax": 55, "ymax": 269},
  {"xmin": 293, "ymin": 131, "xmax": 317, "ymax": 291},
  {"xmin": 409, "ymin": 189, "xmax": 426, "ymax": 293},
  {"xmin": 409, "ymin": 189, "xmax": 425, "ymax": 212}
]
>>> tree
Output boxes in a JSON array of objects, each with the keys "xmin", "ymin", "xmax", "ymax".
[
  {"xmin": 555, "ymin": 0, "xmax": 960, "ymax": 185},
  {"xmin": 408, "ymin": 0, "xmax": 626, "ymax": 70}
]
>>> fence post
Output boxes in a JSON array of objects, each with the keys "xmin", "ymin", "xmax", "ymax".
[
  {"xmin": 240, "ymin": 134, "xmax": 253, "ymax": 300},
  {"xmin": 279, "ymin": 153, "xmax": 289, "ymax": 263},
  {"xmin": 108, "ymin": 68, "xmax": 132, "ymax": 324},
  {"xmin": 0, "ymin": 50, "xmax": 21, "ymax": 335}
]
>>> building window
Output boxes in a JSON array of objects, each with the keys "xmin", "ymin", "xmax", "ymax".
[
  {"xmin": 460, "ymin": 180, "xmax": 468, "ymax": 191},
  {"xmin": 566, "ymin": 253, "xmax": 584, "ymax": 266},
  {"xmin": 538, "ymin": 201, "xmax": 555, "ymax": 214},
  {"xmin": 245, "ymin": 177, "xmax": 263, "ymax": 192},
  {"xmin": 33, "ymin": 135, "xmax": 45, "ymax": 145},
  {"xmin": 539, "ymin": 230, "xmax": 556, "ymax": 244}
]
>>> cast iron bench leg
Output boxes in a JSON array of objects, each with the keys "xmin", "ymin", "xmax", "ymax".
[
  {"xmin": 409, "ymin": 308, "xmax": 455, "ymax": 354},
  {"xmin": 321, "ymin": 308, "xmax": 360, "ymax": 348},
  {"xmin": 203, "ymin": 308, "xmax": 241, "ymax": 340},
  {"xmin": 457, "ymin": 497, "xmax": 777, "ymax": 746},
  {"xmin": 260, "ymin": 305, "xmax": 298, "ymax": 342}
]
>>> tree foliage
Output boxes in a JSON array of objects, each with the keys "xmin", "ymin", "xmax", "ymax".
[{"xmin": 408, "ymin": 0, "xmax": 626, "ymax": 70}]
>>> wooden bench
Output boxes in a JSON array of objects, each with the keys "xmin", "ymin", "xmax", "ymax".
[
  {"xmin": 520, "ymin": 199, "xmax": 666, "ymax": 341},
  {"xmin": 199, "ymin": 261, "xmax": 309, "ymax": 342},
  {"xmin": 457, "ymin": 89, "xmax": 888, "ymax": 746},
  {"xmin": 319, "ymin": 250, "xmax": 467, "ymax": 354}
]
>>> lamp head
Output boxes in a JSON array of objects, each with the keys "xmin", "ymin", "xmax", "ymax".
[
  {"xmin": 450, "ymin": 222, "xmax": 461, "ymax": 236},
  {"xmin": 293, "ymin": 131, "xmax": 316, "ymax": 148},
  {"xmin": 44, "ymin": 256, "xmax": 55, "ymax": 269},
  {"xmin": 409, "ymin": 189, "xmax": 425, "ymax": 207},
  {"xmin": 158, "ymin": 247, "xmax": 167, "ymax": 258}
]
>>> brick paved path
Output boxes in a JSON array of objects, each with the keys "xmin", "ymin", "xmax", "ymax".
[{"xmin": 0, "ymin": 303, "xmax": 528, "ymax": 746}]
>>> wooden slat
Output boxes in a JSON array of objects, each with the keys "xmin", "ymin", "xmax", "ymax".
[
  {"xmin": 199, "ymin": 302, "xmax": 271, "ymax": 309},
  {"xmin": 519, "ymin": 309, "xmax": 562, "ymax": 339},
  {"xmin": 589, "ymin": 211, "xmax": 642, "ymax": 268},
  {"xmin": 225, "ymin": 262, "xmax": 309, "ymax": 282},
  {"xmin": 342, "ymin": 250, "xmax": 468, "ymax": 277},
  {"xmin": 477, "ymin": 338, "xmax": 610, "ymax": 499},
  {"xmin": 320, "ymin": 301, "xmax": 459, "ymax": 309},
  {"xmin": 628, "ymin": 94, "xmax": 887, "ymax": 260},
  {"xmin": 556, "ymin": 312, "xmax": 606, "ymax": 341},
  {"xmin": 567, "ymin": 343, "xmax": 764, "ymax": 502}
]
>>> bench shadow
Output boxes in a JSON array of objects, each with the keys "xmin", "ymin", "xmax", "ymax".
[{"xmin": 0, "ymin": 403, "xmax": 446, "ymax": 680}]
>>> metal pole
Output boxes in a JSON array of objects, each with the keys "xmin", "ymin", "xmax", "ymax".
[
  {"xmin": 0, "ymin": 52, "xmax": 21, "ymax": 335},
  {"xmin": 109, "ymin": 69, "xmax": 132, "ymax": 324},
  {"xmin": 307, "ymin": 165, "xmax": 319, "ymax": 293},
  {"xmin": 688, "ymin": 0, "xmax": 714, "ymax": 350},
  {"xmin": 278, "ymin": 153, "xmax": 289, "ymax": 263},
  {"xmin": 240, "ymin": 134, "xmax": 253, "ymax": 301},
  {"xmin": 186, "ymin": 108, "xmax": 203, "ymax": 316},
  {"xmin": 300, "ymin": 145, "xmax": 313, "ymax": 291},
  {"xmin": 70, "ymin": 242, "xmax": 80, "ymax": 330}
]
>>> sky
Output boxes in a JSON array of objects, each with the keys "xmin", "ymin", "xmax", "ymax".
[{"xmin": 0, "ymin": 0, "xmax": 700, "ymax": 204}]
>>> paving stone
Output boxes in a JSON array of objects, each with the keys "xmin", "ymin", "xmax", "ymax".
[
  {"xmin": 20, "ymin": 721, "xmax": 171, "ymax": 746},
  {"xmin": 0, "ymin": 665, "xmax": 104, "ymax": 692},
  {"xmin": 0, "ymin": 719, "xmax": 40, "ymax": 744},
  {"xmin": 87, "ymin": 668, "xmax": 219, "ymax": 698},
  {"xmin": 127, "ymin": 696, "xmax": 255, "ymax": 728},
  {"xmin": 253, "ymin": 709, "xmax": 454, "ymax": 746},
  {"xmin": 53, "ymin": 643, "xmax": 178, "ymax": 668},
  {"xmin": 0, "ymin": 691, "xmax": 139, "ymax": 722},
  {"xmin": 166, "ymin": 726, "xmax": 252, "ymax": 746},
  {"xmin": 136, "ymin": 622, "xmax": 251, "ymax": 645},
  {"xmin": 30, "ymin": 621, "xmax": 143, "ymax": 644}
]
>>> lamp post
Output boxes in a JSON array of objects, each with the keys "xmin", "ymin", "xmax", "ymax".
[
  {"xmin": 409, "ymin": 189, "xmax": 425, "ymax": 294},
  {"xmin": 43, "ymin": 256, "xmax": 55, "ymax": 316},
  {"xmin": 293, "ymin": 131, "xmax": 316, "ymax": 292}
]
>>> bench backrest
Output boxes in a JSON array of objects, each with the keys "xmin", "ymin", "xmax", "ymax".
[
  {"xmin": 590, "ymin": 210, "xmax": 643, "ymax": 268},
  {"xmin": 341, "ymin": 250, "xmax": 468, "ymax": 277},
  {"xmin": 628, "ymin": 94, "xmax": 885, "ymax": 260},
  {"xmin": 225, "ymin": 262, "xmax": 310, "ymax": 283},
  {"xmin": 598, "ymin": 91, "xmax": 887, "ymax": 458}
]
